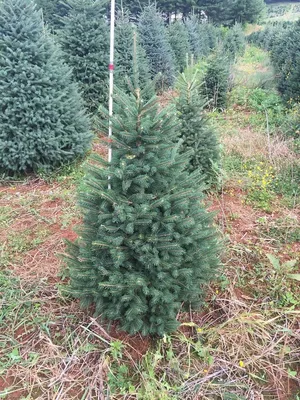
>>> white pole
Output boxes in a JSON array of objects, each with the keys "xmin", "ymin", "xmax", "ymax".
[{"xmin": 108, "ymin": 0, "xmax": 115, "ymax": 188}]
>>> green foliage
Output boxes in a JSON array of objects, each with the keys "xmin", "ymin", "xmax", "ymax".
[
  {"xmin": 167, "ymin": 20, "xmax": 190, "ymax": 73},
  {"xmin": 138, "ymin": 5, "xmax": 175, "ymax": 90},
  {"xmin": 271, "ymin": 20, "xmax": 300, "ymax": 103},
  {"xmin": 0, "ymin": 0, "xmax": 91, "ymax": 174},
  {"xmin": 176, "ymin": 73, "xmax": 219, "ymax": 179},
  {"xmin": 115, "ymin": 12, "xmax": 152, "ymax": 95},
  {"xmin": 222, "ymin": 24, "xmax": 246, "ymax": 59},
  {"xmin": 66, "ymin": 87, "xmax": 220, "ymax": 336},
  {"xmin": 59, "ymin": 0, "xmax": 109, "ymax": 113},
  {"xmin": 34, "ymin": 0, "xmax": 69, "ymax": 30},
  {"xmin": 185, "ymin": 17, "xmax": 218, "ymax": 61},
  {"xmin": 198, "ymin": 0, "xmax": 266, "ymax": 26},
  {"xmin": 201, "ymin": 51, "xmax": 230, "ymax": 110}
]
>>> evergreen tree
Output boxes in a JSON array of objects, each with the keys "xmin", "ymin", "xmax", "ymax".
[
  {"xmin": 201, "ymin": 51, "xmax": 230, "ymax": 110},
  {"xmin": 231, "ymin": 0, "xmax": 266, "ymax": 24},
  {"xmin": 185, "ymin": 17, "xmax": 216, "ymax": 61},
  {"xmin": 59, "ymin": 0, "xmax": 109, "ymax": 113},
  {"xmin": 222, "ymin": 24, "xmax": 245, "ymax": 60},
  {"xmin": 34, "ymin": 0, "xmax": 69, "ymax": 30},
  {"xmin": 115, "ymin": 12, "xmax": 152, "ymax": 94},
  {"xmin": 0, "ymin": 0, "xmax": 91, "ymax": 174},
  {"xmin": 66, "ymin": 87, "xmax": 220, "ymax": 336},
  {"xmin": 138, "ymin": 5, "xmax": 175, "ymax": 90},
  {"xmin": 167, "ymin": 20, "xmax": 190, "ymax": 72},
  {"xmin": 271, "ymin": 20, "xmax": 300, "ymax": 103},
  {"xmin": 176, "ymin": 73, "xmax": 219, "ymax": 179}
]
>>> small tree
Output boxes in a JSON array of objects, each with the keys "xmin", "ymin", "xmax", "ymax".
[
  {"xmin": 223, "ymin": 24, "xmax": 246, "ymax": 60},
  {"xmin": 201, "ymin": 50, "xmax": 230, "ymax": 110},
  {"xmin": 0, "ymin": 0, "xmax": 91, "ymax": 174},
  {"xmin": 115, "ymin": 12, "xmax": 152, "ymax": 94},
  {"xmin": 66, "ymin": 86, "xmax": 220, "ymax": 336},
  {"xmin": 138, "ymin": 5, "xmax": 175, "ymax": 90},
  {"xmin": 167, "ymin": 20, "xmax": 190, "ymax": 72},
  {"xmin": 59, "ymin": 0, "xmax": 109, "ymax": 113},
  {"xmin": 176, "ymin": 73, "xmax": 219, "ymax": 179}
]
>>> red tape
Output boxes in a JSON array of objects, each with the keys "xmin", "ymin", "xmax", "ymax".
[{"xmin": 109, "ymin": 64, "xmax": 114, "ymax": 71}]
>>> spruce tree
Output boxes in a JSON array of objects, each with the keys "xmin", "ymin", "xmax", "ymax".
[
  {"xmin": 0, "ymin": 0, "xmax": 91, "ymax": 174},
  {"xmin": 59, "ymin": 0, "xmax": 109, "ymax": 113},
  {"xmin": 222, "ymin": 24, "xmax": 246, "ymax": 60},
  {"xmin": 201, "ymin": 51, "xmax": 230, "ymax": 110},
  {"xmin": 34, "ymin": 0, "xmax": 69, "ymax": 30},
  {"xmin": 66, "ymin": 87, "xmax": 220, "ymax": 336},
  {"xmin": 176, "ymin": 73, "xmax": 219, "ymax": 179},
  {"xmin": 138, "ymin": 5, "xmax": 175, "ymax": 90},
  {"xmin": 115, "ymin": 12, "xmax": 152, "ymax": 94},
  {"xmin": 167, "ymin": 20, "xmax": 190, "ymax": 72}
]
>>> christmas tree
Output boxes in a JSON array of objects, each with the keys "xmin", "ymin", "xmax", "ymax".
[
  {"xmin": 66, "ymin": 86, "xmax": 220, "ymax": 336},
  {"xmin": 176, "ymin": 73, "xmax": 220, "ymax": 179},
  {"xmin": 222, "ymin": 24, "xmax": 246, "ymax": 60},
  {"xmin": 138, "ymin": 5, "xmax": 175, "ymax": 91},
  {"xmin": 167, "ymin": 20, "xmax": 190, "ymax": 73},
  {"xmin": 0, "ymin": 0, "xmax": 91, "ymax": 174},
  {"xmin": 201, "ymin": 50, "xmax": 230, "ymax": 110},
  {"xmin": 115, "ymin": 12, "xmax": 152, "ymax": 94},
  {"xmin": 59, "ymin": 0, "xmax": 109, "ymax": 113}
]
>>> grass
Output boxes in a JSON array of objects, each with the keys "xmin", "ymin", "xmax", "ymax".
[{"xmin": 0, "ymin": 45, "xmax": 300, "ymax": 399}]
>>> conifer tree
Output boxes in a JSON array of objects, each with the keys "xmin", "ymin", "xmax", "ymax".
[
  {"xmin": 34, "ymin": 0, "xmax": 69, "ymax": 30},
  {"xmin": 59, "ymin": 0, "xmax": 109, "ymax": 113},
  {"xmin": 167, "ymin": 20, "xmax": 190, "ymax": 72},
  {"xmin": 0, "ymin": 0, "xmax": 91, "ymax": 174},
  {"xmin": 176, "ymin": 73, "xmax": 219, "ymax": 179},
  {"xmin": 115, "ymin": 12, "xmax": 152, "ymax": 94},
  {"xmin": 66, "ymin": 86, "xmax": 220, "ymax": 336},
  {"xmin": 138, "ymin": 5, "xmax": 175, "ymax": 90},
  {"xmin": 201, "ymin": 51, "xmax": 230, "ymax": 110},
  {"xmin": 222, "ymin": 24, "xmax": 245, "ymax": 60}
]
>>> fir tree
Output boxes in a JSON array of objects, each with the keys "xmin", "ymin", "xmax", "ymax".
[
  {"xmin": 34, "ymin": 0, "xmax": 69, "ymax": 30},
  {"xmin": 222, "ymin": 24, "xmax": 245, "ymax": 60},
  {"xmin": 176, "ymin": 73, "xmax": 219, "ymax": 179},
  {"xmin": 0, "ymin": 0, "xmax": 91, "ymax": 174},
  {"xmin": 201, "ymin": 50, "xmax": 230, "ymax": 110},
  {"xmin": 115, "ymin": 12, "xmax": 152, "ymax": 94},
  {"xmin": 59, "ymin": 0, "xmax": 109, "ymax": 113},
  {"xmin": 167, "ymin": 20, "xmax": 190, "ymax": 72},
  {"xmin": 185, "ymin": 17, "xmax": 216, "ymax": 61},
  {"xmin": 66, "ymin": 87, "xmax": 220, "ymax": 336},
  {"xmin": 138, "ymin": 5, "xmax": 175, "ymax": 90}
]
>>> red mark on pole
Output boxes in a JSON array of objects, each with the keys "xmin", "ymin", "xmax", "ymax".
[{"xmin": 109, "ymin": 64, "xmax": 114, "ymax": 71}]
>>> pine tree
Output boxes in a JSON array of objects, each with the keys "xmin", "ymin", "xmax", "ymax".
[
  {"xmin": 115, "ymin": 12, "xmax": 152, "ymax": 94},
  {"xmin": 138, "ymin": 5, "xmax": 176, "ymax": 90},
  {"xmin": 0, "ymin": 0, "xmax": 91, "ymax": 174},
  {"xmin": 176, "ymin": 73, "xmax": 219, "ymax": 179},
  {"xmin": 59, "ymin": 0, "xmax": 109, "ymax": 113},
  {"xmin": 66, "ymin": 86, "xmax": 220, "ymax": 336},
  {"xmin": 201, "ymin": 50, "xmax": 230, "ymax": 110},
  {"xmin": 167, "ymin": 20, "xmax": 190, "ymax": 72}
]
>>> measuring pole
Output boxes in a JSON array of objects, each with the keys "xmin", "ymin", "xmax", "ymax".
[{"xmin": 108, "ymin": 0, "xmax": 115, "ymax": 188}]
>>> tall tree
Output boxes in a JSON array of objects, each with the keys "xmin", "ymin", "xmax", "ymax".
[
  {"xmin": 59, "ymin": 0, "xmax": 109, "ymax": 113},
  {"xmin": 66, "ymin": 86, "xmax": 220, "ymax": 336},
  {"xmin": 0, "ymin": 0, "xmax": 91, "ymax": 174},
  {"xmin": 138, "ymin": 5, "xmax": 176, "ymax": 90}
]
